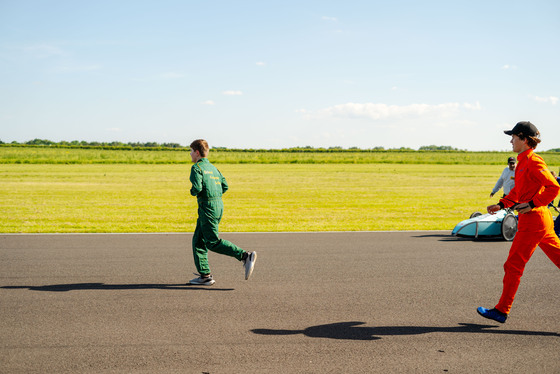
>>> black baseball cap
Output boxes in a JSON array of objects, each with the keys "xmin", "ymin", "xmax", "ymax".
[
  {"xmin": 504, "ymin": 121, "xmax": 538, "ymax": 137},
  {"xmin": 508, "ymin": 157, "xmax": 516, "ymax": 163}
]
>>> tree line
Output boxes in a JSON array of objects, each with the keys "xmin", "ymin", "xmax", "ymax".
[
  {"xmin": 0, "ymin": 139, "xmax": 470, "ymax": 152},
  {"xmin": 1, "ymin": 139, "xmax": 183, "ymax": 148},
  {"xmin": 1, "ymin": 139, "xmax": 558, "ymax": 152}
]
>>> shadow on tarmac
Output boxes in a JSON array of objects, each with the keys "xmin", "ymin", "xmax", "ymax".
[
  {"xmin": 412, "ymin": 234, "xmax": 451, "ymax": 238},
  {"xmin": 1, "ymin": 283, "xmax": 234, "ymax": 292},
  {"xmin": 412, "ymin": 234, "xmax": 506, "ymax": 242},
  {"xmin": 252, "ymin": 321, "xmax": 560, "ymax": 341}
]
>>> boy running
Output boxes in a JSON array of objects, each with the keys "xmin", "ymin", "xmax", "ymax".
[
  {"xmin": 187, "ymin": 139, "xmax": 256, "ymax": 286},
  {"xmin": 477, "ymin": 121, "xmax": 560, "ymax": 323}
]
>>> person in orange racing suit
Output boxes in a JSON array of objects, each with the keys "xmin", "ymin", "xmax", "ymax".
[{"xmin": 477, "ymin": 121, "xmax": 560, "ymax": 323}]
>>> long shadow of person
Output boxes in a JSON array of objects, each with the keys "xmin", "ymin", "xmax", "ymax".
[
  {"xmin": 1, "ymin": 283, "xmax": 234, "ymax": 292},
  {"xmin": 252, "ymin": 321, "xmax": 560, "ymax": 341}
]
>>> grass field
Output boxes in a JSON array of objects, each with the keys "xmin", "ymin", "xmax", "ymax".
[
  {"xmin": 3, "ymin": 145, "xmax": 560, "ymax": 165},
  {"xmin": 5, "ymin": 162, "xmax": 558, "ymax": 233},
  {"xmin": 2, "ymin": 147, "xmax": 559, "ymax": 233}
]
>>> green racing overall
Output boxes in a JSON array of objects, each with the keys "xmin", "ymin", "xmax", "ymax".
[{"xmin": 190, "ymin": 158, "xmax": 245, "ymax": 275}]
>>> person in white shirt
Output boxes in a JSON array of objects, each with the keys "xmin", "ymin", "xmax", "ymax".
[{"xmin": 490, "ymin": 157, "xmax": 516, "ymax": 198}]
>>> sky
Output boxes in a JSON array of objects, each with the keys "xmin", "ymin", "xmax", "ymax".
[{"xmin": 0, "ymin": 0, "xmax": 559, "ymax": 151}]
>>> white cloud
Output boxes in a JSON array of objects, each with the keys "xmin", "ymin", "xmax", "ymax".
[
  {"xmin": 106, "ymin": 127, "xmax": 122, "ymax": 132},
  {"xmin": 305, "ymin": 102, "xmax": 481, "ymax": 121},
  {"xmin": 256, "ymin": 61, "xmax": 266, "ymax": 66},
  {"xmin": 463, "ymin": 101, "xmax": 482, "ymax": 110},
  {"xmin": 322, "ymin": 16, "xmax": 338, "ymax": 22},
  {"xmin": 501, "ymin": 64, "xmax": 517, "ymax": 70},
  {"xmin": 222, "ymin": 90, "xmax": 243, "ymax": 96},
  {"xmin": 202, "ymin": 100, "xmax": 215, "ymax": 105},
  {"xmin": 534, "ymin": 96, "xmax": 558, "ymax": 105}
]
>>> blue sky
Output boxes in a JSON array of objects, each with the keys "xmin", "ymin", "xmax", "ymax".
[{"xmin": 1, "ymin": 0, "xmax": 558, "ymax": 151}]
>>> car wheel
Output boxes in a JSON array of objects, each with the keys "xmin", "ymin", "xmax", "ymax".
[
  {"xmin": 501, "ymin": 213, "xmax": 517, "ymax": 241},
  {"xmin": 470, "ymin": 212, "xmax": 482, "ymax": 218}
]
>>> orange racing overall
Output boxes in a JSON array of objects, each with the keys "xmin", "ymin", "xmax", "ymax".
[{"xmin": 495, "ymin": 148, "xmax": 560, "ymax": 314}]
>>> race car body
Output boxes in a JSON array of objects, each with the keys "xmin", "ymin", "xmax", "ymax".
[{"xmin": 452, "ymin": 209, "xmax": 518, "ymax": 241}]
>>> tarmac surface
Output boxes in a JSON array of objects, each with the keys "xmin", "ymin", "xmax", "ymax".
[{"xmin": 1, "ymin": 232, "xmax": 559, "ymax": 373}]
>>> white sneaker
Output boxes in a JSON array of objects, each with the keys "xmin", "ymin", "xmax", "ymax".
[
  {"xmin": 189, "ymin": 274, "xmax": 215, "ymax": 286},
  {"xmin": 242, "ymin": 251, "xmax": 257, "ymax": 280}
]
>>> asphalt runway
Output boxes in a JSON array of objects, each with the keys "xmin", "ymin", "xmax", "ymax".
[{"xmin": 1, "ymin": 232, "xmax": 559, "ymax": 373}]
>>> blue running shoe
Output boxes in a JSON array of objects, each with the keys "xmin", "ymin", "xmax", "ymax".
[{"xmin": 477, "ymin": 307, "xmax": 507, "ymax": 323}]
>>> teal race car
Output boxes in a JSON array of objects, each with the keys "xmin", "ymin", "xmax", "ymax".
[{"xmin": 452, "ymin": 209, "xmax": 518, "ymax": 241}]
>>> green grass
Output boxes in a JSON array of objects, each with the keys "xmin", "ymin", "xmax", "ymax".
[
  {"xmin": 2, "ymin": 147, "xmax": 558, "ymax": 233},
  {"xmin": 3, "ymin": 145, "xmax": 560, "ymax": 165},
  {"xmin": 3, "ymin": 163, "xmax": 549, "ymax": 233}
]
